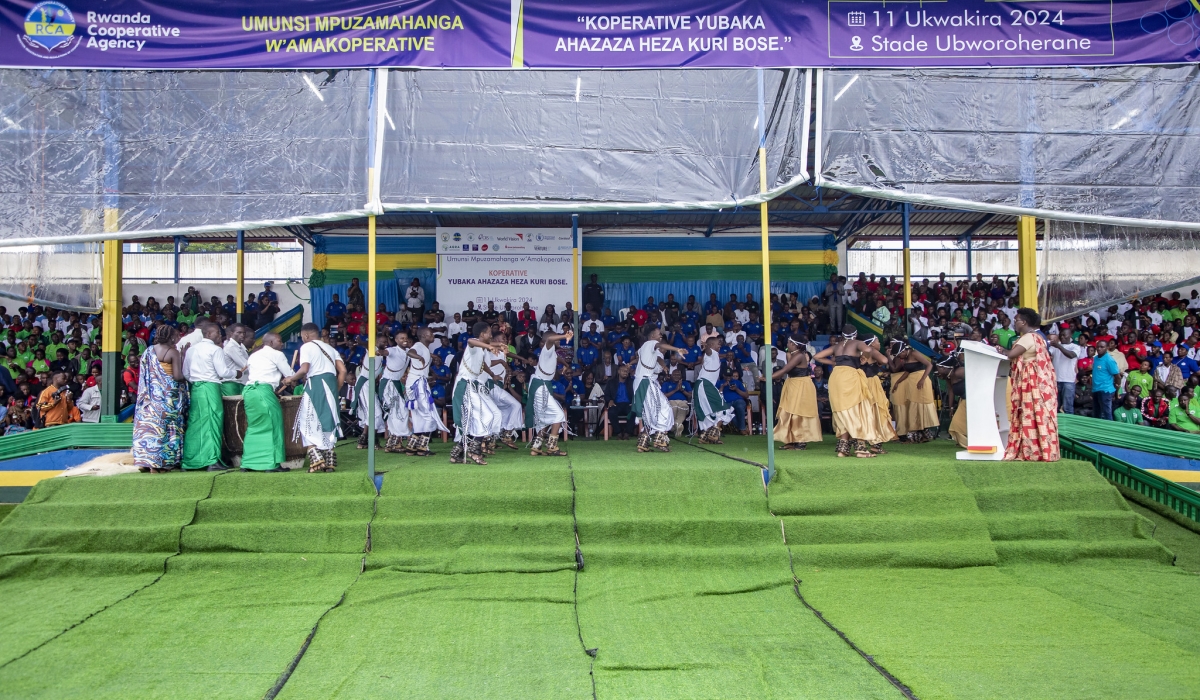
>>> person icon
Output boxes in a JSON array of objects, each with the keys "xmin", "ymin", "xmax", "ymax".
[{"xmin": 850, "ymin": 35, "xmax": 864, "ymax": 51}]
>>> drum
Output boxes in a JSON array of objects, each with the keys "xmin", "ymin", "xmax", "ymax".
[
  {"xmin": 221, "ymin": 395, "xmax": 248, "ymax": 455},
  {"xmin": 280, "ymin": 394, "xmax": 305, "ymax": 460}
]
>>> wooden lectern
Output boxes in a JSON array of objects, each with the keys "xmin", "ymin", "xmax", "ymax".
[{"xmin": 956, "ymin": 340, "xmax": 1010, "ymax": 461}]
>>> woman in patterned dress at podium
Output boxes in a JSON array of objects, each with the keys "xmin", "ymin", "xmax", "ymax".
[{"xmin": 1004, "ymin": 307, "xmax": 1059, "ymax": 461}]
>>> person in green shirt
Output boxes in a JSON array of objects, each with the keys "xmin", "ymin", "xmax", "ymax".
[
  {"xmin": 15, "ymin": 341, "xmax": 33, "ymax": 368},
  {"xmin": 1167, "ymin": 387, "xmax": 1200, "ymax": 433},
  {"xmin": 1127, "ymin": 360, "xmax": 1155, "ymax": 397},
  {"xmin": 993, "ymin": 315, "xmax": 1017, "ymax": 349},
  {"xmin": 45, "ymin": 332, "xmax": 67, "ymax": 363},
  {"xmin": 30, "ymin": 349, "xmax": 49, "ymax": 374},
  {"xmin": 1113, "ymin": 394, "xmax": 1144, "ymax": 425}
]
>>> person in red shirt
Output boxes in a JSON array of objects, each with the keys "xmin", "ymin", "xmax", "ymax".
[
  {"xmin": 345, "ymin": 305, "xmax": 366, "ymax": 336},
  {"xmin": 630, "ymin": 305, "xmax": 648, "ymax": 327},
  {"xmin": 122, "ymin": 352, "xmax": 140, "ymax": 398},
  {"xmin": 374, "ymin": 303, "xmax": 391, "ymax": 329},
  {"xmin": 516, "ymin": 302, "xmax": 536, "ymax": 335},
  {"xmin": 1141, "ymin": 388, "xmax": 1170, "ymax": 428}
]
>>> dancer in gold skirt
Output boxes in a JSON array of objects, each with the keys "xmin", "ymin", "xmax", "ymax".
[
  {"xmin": 813, "ymin": 325, "xmax": 891, "ymax": 458},
  {"xmin": 889, "ymin": 341, "xmax": 939, "ymax": 442},
  {"xmin": 771, "ymin": 337, "xmax": 822, "ymax": 450},
  {"xmin": 941, "ymin": 357, "xmax": 968, "ymax": 448},
  {"xmin": 859, "ymin": 337, "xmax": 898, "ymax": 454}
]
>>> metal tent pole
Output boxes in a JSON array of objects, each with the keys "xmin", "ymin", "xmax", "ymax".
[
  {"xmin": 1018, "ymin": 216, "xmax": 1037, "ymax": 310},
  {"xmin": 757, "ymin": 69, "xmax": 776, "ymax": 483},
  {"xmin": 236, "ymin": 229, "xmax": 244, "ymax": 324}
]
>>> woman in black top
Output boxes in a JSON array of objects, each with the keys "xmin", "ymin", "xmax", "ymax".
[{"xmin": 813, "ymin": 325, "xmax": 890, "ymax": 458}]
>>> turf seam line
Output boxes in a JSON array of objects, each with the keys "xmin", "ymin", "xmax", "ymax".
[
  {"xmin": 0, "ymin": 471, "xmax": 222, "ymax": 672},
  {"xmin": 684, "ymin": 441, "xmax": 920, "ymax": 700},
  {"xmin": 263, "ymin": 472, "xmax": 380, "ymax": 700},
  {"xmin": 567, "ymin": 454, "xmax": 599, "ymax": 700},
  {"xmin": 790, "ymin": 580, "xmax": 919, "ymax": 700}
]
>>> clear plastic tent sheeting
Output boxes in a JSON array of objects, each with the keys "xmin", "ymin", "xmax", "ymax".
[
  {"xmin": 1041, "ymin": 220, "xmax": 1200, "ymax": 322},
  {"xmin": 0, "ymin": 69, "xmax": 371, "ymax": 246},
  {"xmin": 379, "ymin": 68, "xmax": 811, "ymax": 211},
  {"xmin": 0, "ymin": 243, "xmax": 102, "ymax": 312},
  {"xmin": 816, "ymin": 65, "xmax": 1200, "ymax": 230}
]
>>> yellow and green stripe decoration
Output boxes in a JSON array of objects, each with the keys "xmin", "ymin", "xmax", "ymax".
[
  {"xmin": 314, "ymin": 232, "xmax": 837, "ymax": 284},
  {"xmin": 582, "ymin": 233, "xmax": 836, "ymax": 282},
  {"xmin": 316, "ymin": 235, "xmax": 435, "ymax": 284}
]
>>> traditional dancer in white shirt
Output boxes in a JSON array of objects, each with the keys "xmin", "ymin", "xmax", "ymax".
[
  {"xmin": 524, "ymin": 328, "xmax": 572, "ymax": 457},
  {"xmin": 692, "ymin": 334, "xmax": 735, "ymax": 444},
  {"xmin": 221, "ymin": 324, "xmax": 251, "ymax": 396},
  {"xmin": 450, "ymin": 322, "xmax": 505, "ymax": 465},
  {"xmin": 633, "ymin": 326, "xmax": 684, "ymax": 453},
  {"xmin": 380, "ymin": 330, "xmax": 412, "ymax": 453},
  {"xmin": 352, "ymin": 339, "xmax": 386, "ymax": 450},
  {"xmin": 291, "ymin": 323, "xmax": 347, "ymax": 472},
  {"xmin": 487, "ymin": 329, "xmax": 531, "ymax": 451},
  {"xmin": 403, "ymin": 327, "xmax": 449, "ymax": 457}
]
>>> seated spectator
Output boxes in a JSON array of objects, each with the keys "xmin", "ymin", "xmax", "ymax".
[
  {"xmin": 1168, "ymin": 386, "xmax": 1200, "ymax": 433},
  {"xmin": 720, "ymin": 368, "xmax": 750, "ymax": 435},
  {"xmin": 1141, "ymin": 388, "xmax": 1170, "ymax": 428},
  {"xmin": 1114, "ymin": 393, "xmax": 1143, "ymax": 425}
]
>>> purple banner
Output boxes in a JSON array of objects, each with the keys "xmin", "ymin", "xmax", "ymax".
[
  {"xmin": 519, "ymin": 0, "xmax": 1200, "ymax": 67},
  {"xmin": 0, "ymin": 0, "xmax": 511, "ymax": 68},
  {"xmin": 0, "ymin": 0, "xmax": 1197, "ymax": 68}
]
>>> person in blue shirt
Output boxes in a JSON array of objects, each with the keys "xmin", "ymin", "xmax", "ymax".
[
  {"xmin": 704, "ymin": 293, "xmax": 723, "ymax": 317},
  {"xmin": 682, "ymin": 302, "xmax": 700, "ymax": 325},
  {"xmin": 346, "ymin": 338, "xmax": 366, "ymax": 370},
  {"xmin": 679, "ymin": 336, "xmax": 702, "ymax": 378},
  {"xmin": 222, "ymin": 295, "xmax": 237, "ymax": 319},
  {"xmin": 643, "ymin": 296, "xmax": 658, "ymax": 313},
  {"xmin": 585, "ymin": 328, "xmax": 604, "ymax": 348},
  {"xmin": 680, "ymin": 317, "xmax": 698, "ymax": 338},
  {"xmin": 430, "ymin": 353, "xmax": 453, "ymax": 384},
  {"xmin": 325, "ymin": 294, "xmax": 347, "ymax": 328},
  {"xmin": 743, "ymin": 314, "xmax": 764, "ymax": 345},
  {"xmin": 578, "ymin": 336, "xmax": 598, "ymax": 368},
  {"xmin": 600, "ymin": 308, "xmax": 617, "ymax": 328},
  {"xmin": 615, "ymin": 337, "xmax": 636, "ymax": 364},
  {"xmin": 1171, "ymin": 345, "xmax": 1198, "ymax": 380},
  {"xmin": 720, "ymin": 369, "xmax": 750, "ymax": 433},
  {"xmin": 430, "ymin": 381, "xmax": 448, "ymax": 415},
  {"xmin": 1091, "ymin": 340, "xmax": 1120, "ymax": 421},
  {"xmin": 660, "ymin": 368, "xmax": 693, "ymax": 437}
]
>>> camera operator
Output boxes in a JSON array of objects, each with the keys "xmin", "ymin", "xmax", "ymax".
[{"xmin": 36, "ymin": 370, "xmax": 78, "ymax": 427}]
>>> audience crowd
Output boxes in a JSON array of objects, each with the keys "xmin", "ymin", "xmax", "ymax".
[{"xmin": 5, "ymin": 270, "xmax": 1200, "ymax": 437}]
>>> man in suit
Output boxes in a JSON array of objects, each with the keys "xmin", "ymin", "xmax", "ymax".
[
  {"xmin": 603, "ymin": 364, "xmax": 636, "ymax": 439},
  {"xmin": 501, "ymin": 302, "xmax": 519, "ymax": 330}
]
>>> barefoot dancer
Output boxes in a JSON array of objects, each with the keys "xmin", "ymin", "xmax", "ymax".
[
  {"xmin": 771, "ymin": 336, "xmax": 822, "ymax": 450},
  {"xmin": 889, "ymin": 340, "xmax": 938, "ymax": 442},
  {"xmin": 813, "ymin": 325, "xmax": 890, "ymax": 458},
  {"xmin": 860, "ymin": 336, "xmax": 898, "ymax": 454}
]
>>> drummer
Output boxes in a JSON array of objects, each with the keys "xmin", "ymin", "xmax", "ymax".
[{"xmin": 240, "ymin": 333, "xmax": 298, "ymax": 472}]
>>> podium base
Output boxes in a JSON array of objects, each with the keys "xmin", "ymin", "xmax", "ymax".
[{"xmin": 956, "ymin": 449, "xmax": 1004, "ymax": 461}]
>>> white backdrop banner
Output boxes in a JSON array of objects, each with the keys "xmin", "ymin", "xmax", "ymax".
[{"xmin": 435, "ymin": 228, "xmax": 574, "ymax": 315}]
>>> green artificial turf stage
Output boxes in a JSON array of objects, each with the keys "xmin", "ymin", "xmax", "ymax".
[{"xmin": 0, "ymin": 437, "xmax": 1198, "ymax": 698}]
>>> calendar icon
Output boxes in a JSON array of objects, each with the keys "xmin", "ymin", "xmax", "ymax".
[{"xmin": 847, "ymin": 11, "xmax": 866, "ymax": 26}]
